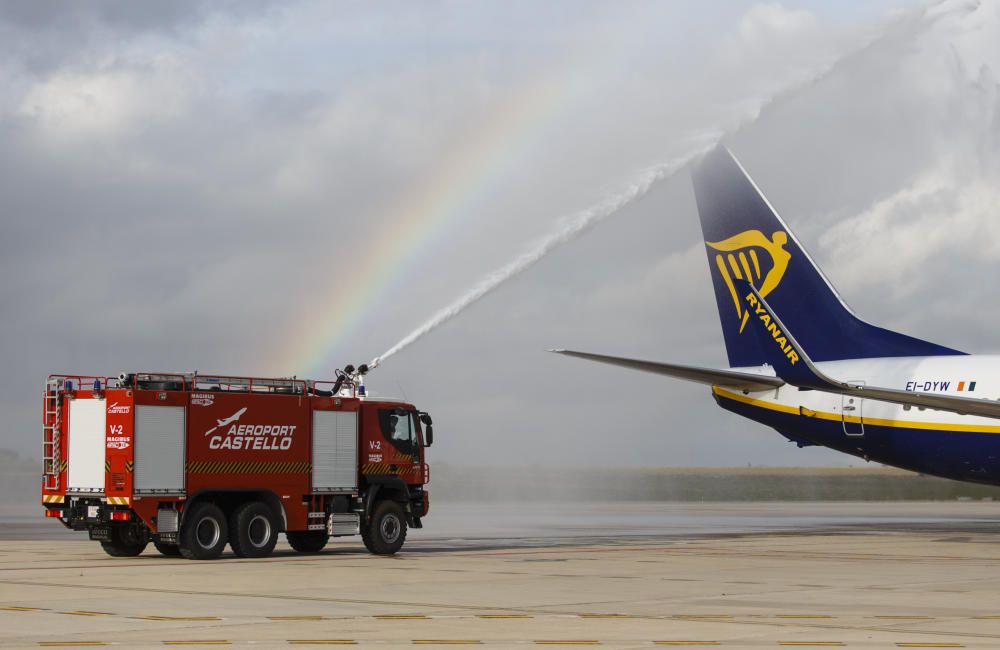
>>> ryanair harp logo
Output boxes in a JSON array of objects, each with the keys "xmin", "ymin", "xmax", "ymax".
[{"xmin": 707, "ymin": 230, "xmax": 790, "ymax": 333}]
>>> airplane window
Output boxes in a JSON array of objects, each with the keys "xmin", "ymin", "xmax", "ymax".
[{"xmin": 903, "ymin": 405, "xmax": 911, "ymax": 411}]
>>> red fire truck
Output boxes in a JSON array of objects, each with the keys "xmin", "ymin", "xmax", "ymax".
[{"xmin": 40, "ymin": 368, "xmax": 433, "ymax": 560}]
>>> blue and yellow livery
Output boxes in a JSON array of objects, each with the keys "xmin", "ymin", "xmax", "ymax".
[{"xmin": 553, "ymin": 146, "xmax": 1000, "ymax": 486}]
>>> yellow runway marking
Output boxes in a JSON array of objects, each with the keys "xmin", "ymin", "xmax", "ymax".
[
  {"xmin": 60, "ymin": 611, "xmax": 113, "ymax": 617},
  {"xmin": 3, "ymin": 606, "xmax": 42, "ymax": 611},
  {"xmin": 269, "ymin": 616, "xmax": 327, "ymax": 621},
  {"xmin": 288, "ymin": 642, "xmax": 357, "ymax": 646},
  {"xmin": 375, "ymin": 615, "xmax": 429, "ymax": 619},
  {"xmin": 775, "ymin": 615, "xmax": 833, "ymax": 619},
  {"xmin": 477, "ymin": 615, "xmax": 533, "ymax": 619},
  {"xmin": 162, "ymin": 642, "xmax": 232, "ymax": 646},
  {"xmin": 895, "ymin": 645, "xmax": 964, "ymax": 648},
  {"xmin": 674, "ymin": 615, "xmax": 733, "ymax": 619},
  {"xmin": 38, "ymin": 644, "xmax": 108, "ymax": 648},
  {"xmin": 653, "ymin": 643, "xmax": 721, "ymax": 646},
  {"xmin": 778, "ymin": 644, "xmax": 845, "ymax": 647}
]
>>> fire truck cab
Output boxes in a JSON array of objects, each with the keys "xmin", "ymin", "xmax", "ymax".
[{"xmin": 41, "ymin": 371, "xmax": 432, "ymax": 560}]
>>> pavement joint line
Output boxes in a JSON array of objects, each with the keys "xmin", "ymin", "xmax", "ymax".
[
  {"xmin": 269, "ymin": 616, "xmax": 328, "ymax": 621},
  {"xmin": 287, "ymin": 642, "xmax": 357, "ymax": 646},
  {"xmin": 162, "ymin": 643, "xmax": 233, "ymax": 646},
  {"xmin": 777, "ymin": 644, "xmax": 846, "ymax": 647},
  {"xmin": 775, "ymin": 616, "xmax": 834, "ymax": 619},
  {"xmin": 895, "ymin": 645, "xmax": 964, "ymax": 648},
  {"xmin": 137, "ymin": 616, "xmax": 223, "ymax": 621},
  {"xmin": 652, "ymin": 643, "xmax": 721, "ymax": 646},
  {"xmin": 375, "ymin": 615, "xmax": 430, "ymax": 619},
  {"xmin": 533, "ymin": 642, "xmax": 601, "ymax": 646},
  {"xmin": 876, "ymin": 617, "xmax": 934, "ymax": 620},
  {"xmin": 578, "ymin": 614, "xmax": 631, "ymax": 619},
  {"xmin": 412, "ymin": 641, "xmax": 483, "ymax": 645},
  {"xmin": 477, "ymin": 615, "xmax": 534, "ymax": 619}
]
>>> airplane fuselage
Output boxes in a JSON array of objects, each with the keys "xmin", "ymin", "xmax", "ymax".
[{"xmin": 715, "ymin": 354, "xmax": 1000, "ymax": 485}]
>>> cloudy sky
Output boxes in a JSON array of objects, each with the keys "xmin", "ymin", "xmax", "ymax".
[{"xmin": 2, "ymin": 0, "xmax": 998, "ymax": 467}]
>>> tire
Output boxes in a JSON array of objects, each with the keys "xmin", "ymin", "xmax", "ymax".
[
  {"xmin": 154, "ymin": 541, "xmax": 182, "ymax": 557},
  {"xmin": 100, "ymin": 524, "xmax": 149, "ymax": 557},
  {"xmin": 229, "ymin": 501, "xmax": 278, "ymax": 559},
  {"xmin": 363, "ymin": 500, "xmax": 407, "ymax": 555},
  {"xmin": 179, "ymin": 502, "xmax": 228, "ymax": 560},
  {"xmin": 287, "ymin": 530, "xmax": 329, "ymax": 553}
]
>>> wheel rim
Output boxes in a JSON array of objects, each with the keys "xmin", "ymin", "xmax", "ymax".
[
  {"xmin": 380, "ymin": 513, "xmax": 401, "ymax": 544},
  {"xmin": 248, "ymin": 514, "xmax": 272, "ymax": 548},
  {"xmin": 195, "ymin": 516, "xmax": 221, "ymax": 549}
]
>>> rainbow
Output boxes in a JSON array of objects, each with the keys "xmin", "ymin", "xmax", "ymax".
[{"xmin": 270, "ymin": 74, "xmax": 582, "ymax": 376}]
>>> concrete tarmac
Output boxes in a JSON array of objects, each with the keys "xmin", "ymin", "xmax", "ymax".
[{"xmin": 4, "ymin": 502, "xmax": 1000, "ymax": 648}]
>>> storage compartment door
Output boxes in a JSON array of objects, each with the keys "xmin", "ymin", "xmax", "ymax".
[
  {"xmin": 312, "ymin": 411, "xmax": 357, "ymax": 492},
  {"xmin": 134, "ymin": 405, "xmax": 186, "ymax": 493},
  {"xmin": 67, "ymin": 398, "xmax": 107, "ymax": 493}
]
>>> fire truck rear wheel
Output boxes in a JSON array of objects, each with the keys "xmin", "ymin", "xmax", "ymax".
[
  {"xmin": 286, "ymin": 530, "xmax": 329, "ymax": 553},
  {"xmin": 179, "ymin": 502, "xmax": 229, "ymax": 560},
  {"xmin": 100, "ymin": 524, "xmax": 149, "ymax": 557},
  {"xmin": 229, "ymin": 501, "xmax": 279, "ymax": 559},
  {"xmin": 363, "ymin": 500, "xmax": 407, "ymax": 555}
]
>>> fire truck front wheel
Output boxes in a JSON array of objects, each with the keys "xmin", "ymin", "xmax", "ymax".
[
  {"xmin": 179, "ymin": 502, "xmax": 229, "ymax": 560},
  {"xmin": 362, "ymin": 500, "xmax": 407, "ymax": 555},
  {"xmin": 229, "ymin": 501, "xmax": 279, "ymax": 558}
]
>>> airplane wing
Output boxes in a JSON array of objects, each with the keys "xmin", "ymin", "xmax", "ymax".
[
  {"xmin": 738, "ymin": 280, "xmax": 1000, "ymax": 420},
  {"xmin": 549, "ymin": 349, "xmax": 784, "ymax": 391}
]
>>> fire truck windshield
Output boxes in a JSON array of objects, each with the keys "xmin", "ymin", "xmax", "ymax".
[{"xmin": 379, "ymin": 408, "xmax": 418, "ymax": 456}]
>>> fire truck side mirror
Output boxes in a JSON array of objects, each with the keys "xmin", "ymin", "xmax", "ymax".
[{"xmin": 418, "ymin": 412, "xmax": 433, "ymax": 447}]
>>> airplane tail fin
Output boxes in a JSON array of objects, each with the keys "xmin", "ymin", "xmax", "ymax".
[{"xmin": 690, "ymin": 146, "xmax": 962, "ymax": 367}]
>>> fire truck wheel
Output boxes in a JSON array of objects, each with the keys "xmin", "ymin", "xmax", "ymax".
[
  {"xmin": 179, "ymin": 502, "xmax": 229, "ymax": 560},
  {"xmin": 363, "ymin": 500, "xmax": 407, "ymax": 555},
  {"xmin": 100, "ymin": 524, "xmax": 149, "ymax": 557},
  {"xmin": 229, "ymin": 501, "xmax": 279, "ymax": 559},
  {"xmin": 286, "ymin": 530, "xmax": 329, "ymax": 553},
  {"xmin": 153, "ymin": 541, "xmax": 182, "ymax": 557}
]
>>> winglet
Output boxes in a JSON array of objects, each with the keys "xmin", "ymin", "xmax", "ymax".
[{"xmin": 549, "ymin": 348, "xmax": 784, "ymax": 390}]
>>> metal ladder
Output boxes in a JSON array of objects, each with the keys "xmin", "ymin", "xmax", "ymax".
[{"xmin": 42, "ymin": 378, "xmax": 62, "ymax": 491}]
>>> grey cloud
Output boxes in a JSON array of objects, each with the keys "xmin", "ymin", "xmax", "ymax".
[{"xmin": 3, "ymin": 0, "xmax": 986, "ymax": 471}]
